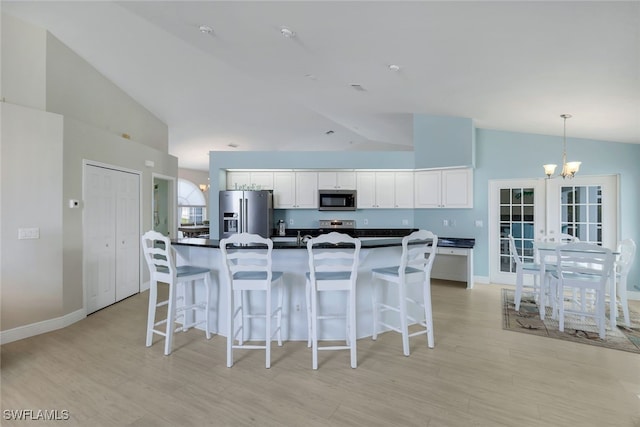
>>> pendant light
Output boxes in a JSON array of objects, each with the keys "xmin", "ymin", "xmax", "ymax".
[{"xmin": 543, "ymin": 114, "xmax": 581, "ymax": 179}]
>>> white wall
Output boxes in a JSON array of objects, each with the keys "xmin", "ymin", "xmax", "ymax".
[
  {"xmin": 1, "ymin": 103, "xmax": 64, "ymax": 329},
  {"xmin": 0, "ymin": 13, "xmax": 46, "ymax": 110}
]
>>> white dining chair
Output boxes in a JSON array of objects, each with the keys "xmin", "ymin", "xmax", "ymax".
[
  {"xmin": 508, "ymin": 234, "xmax": 543, "ymax": 312},
  {"xmin": 548, "ymin": 242, "xmax": 615, "ymax": 339},
  {"xmin": 306, "ymin": 232, "xmax": 361, "ymax": 369},
  {"xmin": 613, "ymin": 239, "xmax": 635, "ymax": 327},
  {"xmin": 220, "ymin": 233, "xmax": 284, "ymax": 368},
  {"xmin": 371, "ymin": 230, "xmax": 438, "ymax": 356},
  {"xmin": 141, "ymin": 230, "xmax": 213, "ymax": 355}
]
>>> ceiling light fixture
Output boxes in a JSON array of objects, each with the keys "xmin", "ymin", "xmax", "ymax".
[
  {"xmin": 199, "ymin": 25, "xmax": 213, "ymax": 34},
  {"xmin": 543, "ymin": 114, "xmax": 581, "ymax": 179},
  {"xmin": 280, "ymin": 27, "xmax": 295, "ymax": 38},
  {"xmin": 227, "ymin": 143, "xmax": 239, "ymax": 148}
]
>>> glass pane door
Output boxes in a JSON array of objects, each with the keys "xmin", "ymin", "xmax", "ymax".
[{"xmin": 489, "ymin": 179, "xmax": 545, "ymax": 285}]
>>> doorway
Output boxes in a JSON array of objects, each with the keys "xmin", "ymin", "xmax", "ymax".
[{"xmin": 152, "ymin": 174, "xmax": 176, "ymax": 238}]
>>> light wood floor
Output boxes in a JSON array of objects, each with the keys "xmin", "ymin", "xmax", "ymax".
[{"xmin": 2, "ymin": 281, "xmax": 639, "ymax": 426}]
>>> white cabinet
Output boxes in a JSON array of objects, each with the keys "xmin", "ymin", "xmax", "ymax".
[
  {"xmin": 414, "ymin": 168, "xmax": 473, "ymax": 208},
  {"xmin": 317, "ymin": 171, "xmax": 356, "ymax": 189},
  {"xmin": 273, "ymin": 171, "xmax": 318, "ymax": 208},
  {"xmin": 226, "ymin": 171, "xmax": 274, "ymax": 190},
  {"xmin": 357, "ymin": 171, "xmax": 412, "ymax": 209}
]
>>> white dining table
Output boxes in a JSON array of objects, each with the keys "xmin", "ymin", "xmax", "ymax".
[{"xmin": 534, "ymin": 241, "xmax": 620, "ymax": 328}]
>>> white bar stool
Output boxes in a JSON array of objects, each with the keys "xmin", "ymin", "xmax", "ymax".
[
  {"xmin": 141, "ymin": 230, "xmax": 213, "ymax": 355},
  {"xmin": 371, "ymin": 230, "xmax": 437, "ymax": 356},
  {"xmin": 306, "ymin": 232, "xmax": 361, "ymax": 369},
  {"xmin": 220, "ymin": 233, "xmax": 284, "ymax": 369}
]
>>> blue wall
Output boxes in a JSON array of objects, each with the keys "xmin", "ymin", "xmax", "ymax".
[
  {"xmin": 208, "ymin": 125, "xmax": 640, "ymax": 292},
  {"xmin": 414, "ymin": 115, "xmax": 475, "ymax": 168}
]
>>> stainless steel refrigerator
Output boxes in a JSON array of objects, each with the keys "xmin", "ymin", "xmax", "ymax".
[{"xmin": 219, "ymin": 190, "xmax": 273, "ymax": 239}]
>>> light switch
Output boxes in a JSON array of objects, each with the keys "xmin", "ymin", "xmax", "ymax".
[
  {"xmin": 475, "ymin": 220, "xmax": 483, "ymax": 228},
  {"xmin": 18, "ymin": 227, "xmax": 40, "ymax": 239}
]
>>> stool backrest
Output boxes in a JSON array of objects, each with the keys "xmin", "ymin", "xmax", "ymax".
[
  {"xmin": 400, "ymin": 230, "xmax": 438, "ymax": 280},
  {"xmin": 220, "ymin": 233, "xmax": 274, "ymax": 283},
  {"xmin": 141, "ymin": 230, "xmax": 176, "ymax": 282},
  {"xmin": 307, "ymin": 232, "xmax": 361, "ymax": 283}
]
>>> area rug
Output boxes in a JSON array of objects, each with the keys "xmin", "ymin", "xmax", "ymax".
[{"xmin": 501, "ymin": 288, "xmax": 640, "ymax": 353}]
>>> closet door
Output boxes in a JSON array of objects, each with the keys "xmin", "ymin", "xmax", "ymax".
[
  {"xmin": 115, "ymin": 171, "xmax": 140, "ymax": 301},
  {"xmin": 85, "ymin": 166, "xmax": 117, "ymax": 313},
  {"xmin": 84, "ymin": 164, "xmax": 140, "ymax": 313}
]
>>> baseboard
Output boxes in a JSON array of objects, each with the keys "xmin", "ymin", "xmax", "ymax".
[
  {"xmin": 0, "ymin": 308, "xmax": 86, "ymax": 345},
  {"xmin": 473, "ymin": 275, "xmax": 490, "ymax": 285},
  {"xmin": 141, "ymin": 280, "xmax": 150, "ymax": 292},
  {"xmin": 628, "ymin": 290, "xmax": 640, "ymax": 301}
]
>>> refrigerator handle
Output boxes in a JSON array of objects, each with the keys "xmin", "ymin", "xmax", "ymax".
[
  {"xmin": 244, "ymin": 198, "xmax": 249, "ymax": 233},
  {"xmin": 239, "ymin": 198, "xmax": 244, "ymax": 233}
]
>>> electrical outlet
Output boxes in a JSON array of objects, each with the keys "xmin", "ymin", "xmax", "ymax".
[
  {"xmin": 450, "ymin": 219, "xmax": 456, "ymax": 227},
  {"xmin": 289, "ymin": 218, "xmax": 294, "ymax": 226},
  {"xmin": 443, "ymin": 219, "xmax": 449, "ymax": 227},
  {"xmin": 475, "ymin": 220, "xmax": 483, "ymax": 228},
  {"xmin": 363, "ymin": 219, "xmax": 368, "ymax": 225},
  {"xmin": 295, "ymin": 304, "xmax": 300, "ymax": 312},
  {"xmin": 402, "ymin": 219, "xmax": 408, "ymax": 225}
]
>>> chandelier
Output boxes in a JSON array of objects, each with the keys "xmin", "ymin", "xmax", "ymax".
[{"xmin": 543, "ymin": 114, "xmax": 581, "ymax": 179}]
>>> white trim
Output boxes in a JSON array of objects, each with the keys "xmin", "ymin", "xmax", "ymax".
[
  {"xmin": 141, "ymin": 280, "xmax": 150, "ymax": 292},
  {"xmin": 0, "ymin": 309, "xmax": 86, "ymax": 345}
]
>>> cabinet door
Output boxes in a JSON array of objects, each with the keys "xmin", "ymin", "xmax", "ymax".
[
  {"xmin": 250, "ymin": 171, "xmax": 274, "ymax": 190},
  {"xmin": 357, "ymin": 172, "xmax": 376, "ymax": 208},
  {"xmin": 226, "ymin": 171, "xmax": 250, "ymax": 190},
  {"xmin": 414, "ymin": 170, "xmax": 442, "ymax": 208},
  {"xmin": 273, "ymin": 172, "xmax": 295, "ymax": 208},
  {"xmin": 336, "ymin": 172, "xmax": 356, "ymax": 189},
  {"xmin": 375, "ymin": 172, "xmax": 395, "ymax": 208},
  {"xmin": 294, "ymin": 172, "xmax": 318, "ymax": 208},
  {"xmin": 394, "ymin": 171, "xmax": 414, "ymax": 208},
  {"xmin": 442, "ymin": 168, "xmax": 473, "ymax": 208},
  {"xmin": 317, "ymin": 172, "xmax": 338, "ymax": 189}
]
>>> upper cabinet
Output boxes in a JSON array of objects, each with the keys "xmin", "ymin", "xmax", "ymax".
[
  {"xmin": 273, "ymin": 171, "xmax": 317, "ymax": 209},
  {"xmin": 317, "ymin": 171, "xmax": 356, "ymax": 190},
  {"xmin": 414, "ymin": 168, "xmax": 473, "ymax": 208},
  {"xmin": 226, "ymin": 171, "xmax": 273, "ymax": 190},
  {"xmin": 357, "ymin": 171, "xmax": 413, "ymax": 209}
]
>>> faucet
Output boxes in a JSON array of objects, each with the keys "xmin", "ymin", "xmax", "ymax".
[{"xmin": 297, "ymin": 230, "xmax": 302, "ymax": 245}]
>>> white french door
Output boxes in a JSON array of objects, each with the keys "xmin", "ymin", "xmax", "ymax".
[{"xmin": 489, "ymin": 175, "xmax": 618, "ymax": 285}]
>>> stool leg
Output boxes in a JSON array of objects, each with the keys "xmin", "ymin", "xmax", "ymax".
[
  {"xmin": 238, "ymin": 290, "xmax": 245, "ymax": 346},
  {"xmin": 227, "ymin": 284, "xmax": 234, "ymax": 368},
  {"xmin": 146, "ymin": 280, "xmax": 158, "ymax": 347},
  {"xmin": 204, "ymin": 274, "xmax": 212, "ymax": 340},
  {"xmin": 164, "ymin": 283, "xmax": 177, "ymax": 356},
  {"xmin": 306, "ymin": 279, "xmax": 312, "ymax": 348},
  {"xmin": 349, "ymin": 287, "xmax": 357, "ymax": 368},
  {"xmin": 371, "ymin": 278, "xmax": 379, "ymax": 341},
  {"xmin": 399, "ymin": 281, "xmax": 410, "ymax": 356},
  {"xmin": 276, "ymin": 278, "xmax": 284, "ymax": 347},
  {"xmin": 311, "ymin": 286, "xmax": 319, "ymax": 370},
  {"xmin": 618, "ymin": 275, "xmax": 630, "ymax": 327},
  {"xmin": 423, "ymin": 279, "xmax": 434, "ymax": 348},
  {"xmin": 265, "ymin": 286, "xmax": 272, "ymax": 369}
]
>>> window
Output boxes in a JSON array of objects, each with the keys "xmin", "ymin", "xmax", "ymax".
[{"xmin": 178, "ymin": 179, "xmax": 207, "ymax": 225}]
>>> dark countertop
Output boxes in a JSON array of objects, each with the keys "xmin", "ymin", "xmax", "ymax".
[{"xmin": 173, "ymin": 235, "xmax": 474, "ymax": 250}]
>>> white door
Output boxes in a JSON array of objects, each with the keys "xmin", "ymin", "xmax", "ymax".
[
  {"xmin": 84, "ymin": 164, "xmax": 140, "ymax": 313},
  {"xmin": 115, "ymin": 171, "xmax": 140, "ymax": 301},
  {"xmin": 489, "ymin": 179, "xmax": 546, "ymax": 285},
  {"xmin": 489, "ymin": 175, "xmax": 618, "ymax": 285}
]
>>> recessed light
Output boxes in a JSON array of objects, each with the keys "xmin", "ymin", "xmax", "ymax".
[
  {"xmin": 325, "ymin": 130, "xmax": 335, "ymax": 135},
  {"xmin": 227, "ymin": 143, "xmax": 238, "ymax": 148},
  {"xmin": 199, "ymin": 25, "xmax": 213, "ymax": 34},
  {"xmin": 388, "ymin": 64, "xmax": 401, "ymax": 72},
  {"xmin": 280, "ymin": 27, "xmax": 295, "ymax": 38},
  {"xmin": 305, "ymin": 74, "xmax": 317, "ymax": 80}
]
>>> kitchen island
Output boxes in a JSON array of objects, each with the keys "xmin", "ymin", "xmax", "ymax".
[{"xmin": 172, "ymin": 235, "xmax": 474, "ymax": 342}]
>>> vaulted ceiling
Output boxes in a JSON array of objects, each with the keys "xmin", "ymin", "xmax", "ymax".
[{"xmin": 4, "ymin": 1, "xmax": 639, "ymax": 171}]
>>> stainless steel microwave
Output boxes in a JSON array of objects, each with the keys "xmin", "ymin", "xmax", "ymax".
[{"xmin": 318, "ymin": 190, "xmax": 357, "ymax": 211}]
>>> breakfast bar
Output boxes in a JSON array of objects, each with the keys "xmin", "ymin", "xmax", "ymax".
[{"xmin": 172, "ymin": 235, "xmax": 474, "ymax": 342}]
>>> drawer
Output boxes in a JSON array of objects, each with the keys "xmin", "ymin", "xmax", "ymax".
[{"xmin": 437, "ymin": 247, "xmax": 468, "ymax": 256}]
